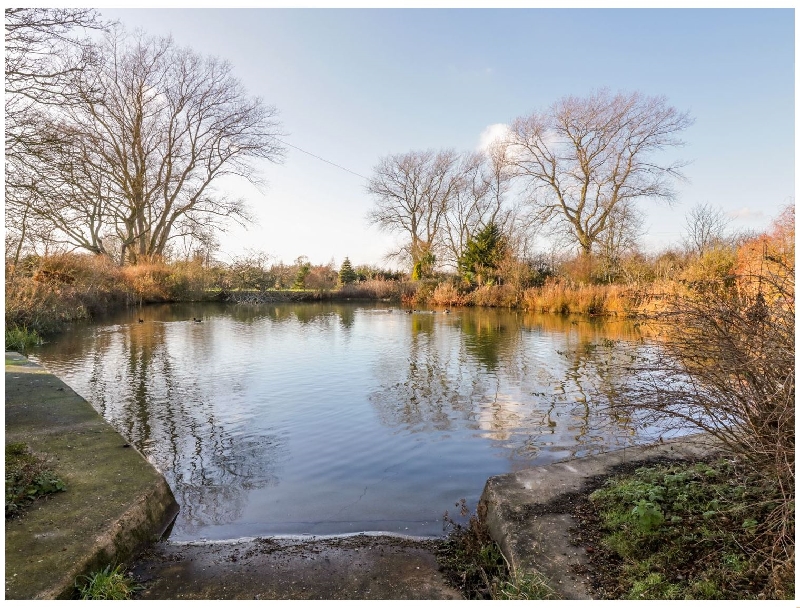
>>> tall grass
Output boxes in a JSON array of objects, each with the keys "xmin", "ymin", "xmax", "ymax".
[
  {"xmin": 522, "ymin": 280, "xmax": 633, "ymax": 315},
  {"xmin": 429, "ymin": 282, "xmax": 466, "ymax": 307},
  {"xmin": 465, "ymin": 284, "xmax": 519, "ymax": 308},
  {"xmin": 5, "ymin": 326, "xmax": 42, "ymax": 353},
  {"xmin": 338, "ymin": 279, "xmax": 410, "ymax": 300}
]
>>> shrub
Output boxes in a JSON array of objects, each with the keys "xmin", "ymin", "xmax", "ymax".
[{"xmin": 619, "ymin": 232, "xmax": 794, "ymax": 582}]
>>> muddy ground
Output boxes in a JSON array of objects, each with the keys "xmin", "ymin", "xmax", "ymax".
[{"xmin": 130, "ymin": 534, "xmax": 463, "ymax": 600}]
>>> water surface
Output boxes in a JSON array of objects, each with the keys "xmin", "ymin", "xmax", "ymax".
[{"xmin": 32, "ymin": 303, "xmax": 668, "ymax": 541}]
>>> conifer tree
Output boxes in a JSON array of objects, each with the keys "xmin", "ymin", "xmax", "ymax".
[{"xmin": 339, "ymin": 257, "xmax": 357, "ymax": 285}]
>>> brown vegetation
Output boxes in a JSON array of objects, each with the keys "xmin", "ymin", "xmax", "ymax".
[{"xmin": 613, "ymin": 208, "xmax": 795, "ymax": 584}]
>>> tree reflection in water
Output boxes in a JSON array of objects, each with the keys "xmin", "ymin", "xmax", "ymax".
[
  {"xmin": 32, "ymin": 302, "xmax": 666, "ymax": 540},
  {"xmin": 370, "ymin": 309, "xmax": 646, "ymax": 465},
  {"xmin": 34, "ymin": 312, "xmax": 287, "ymax": 535}
]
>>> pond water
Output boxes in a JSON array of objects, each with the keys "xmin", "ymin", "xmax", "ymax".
[{"xmin": 32, "ymin": 302, "xmax": 672, "ymax": 542}]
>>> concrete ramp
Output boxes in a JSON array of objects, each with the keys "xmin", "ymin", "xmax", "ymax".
[{"xmin": 5, "ymin": 352, "xmax": 179, "ymax": 599}]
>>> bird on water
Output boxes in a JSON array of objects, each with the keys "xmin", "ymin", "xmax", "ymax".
[{"xmin": 193, "ymin": 317, "xmax": 202, "ymax": 323}]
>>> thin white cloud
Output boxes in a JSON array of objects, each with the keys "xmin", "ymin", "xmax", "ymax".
[{"xmin": 728, "ymin": 207, "xmax": 765, "ymax": 221}]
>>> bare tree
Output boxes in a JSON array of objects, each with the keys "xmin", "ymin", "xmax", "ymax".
[
  {"xmin": 595, "ymin": 201, "xmax": 646, "ymax": 282},
  {"xmin": 5, "ymin": 8, "xmax": 108, "ymax": 265},
  {"xmin": 28, "ymin": 30, "xmax": 285, "ymax": 264},
  {"xmin": 682, "ymin": 202, "xmax": 730, "ymax": 256},
  {"xmin": 366, "ymin": 149, "xmax": 462, "ymax": 272},
  {"xmin": 441, "ymin": 148, "xmax": 517, "ymax": 269},
  {"xmin": 507, "ymin": 90, "xmax": 692, "ymax": 256}
]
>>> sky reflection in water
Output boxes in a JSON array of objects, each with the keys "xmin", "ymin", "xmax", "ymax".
[{"xmin": 33, "ymin": 303, "xmax": 670, "ymax": 541}]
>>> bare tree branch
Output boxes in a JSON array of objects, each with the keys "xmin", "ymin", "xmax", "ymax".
[
  {"xmin": 25, "ymin": 29, "xmax": 285, "ymax": 264},
  {"xmin": 507, "ymin": 90, "xmax": 693, "ymax": 256}
]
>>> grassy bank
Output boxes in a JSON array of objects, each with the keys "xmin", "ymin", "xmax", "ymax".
[
  {"xmin": 4, "ymin": 253, "xmax": 650, "ymax": 342},
  {"xmin": 575, "ymin": 459, "xmax": 794, "ymax": 600}
]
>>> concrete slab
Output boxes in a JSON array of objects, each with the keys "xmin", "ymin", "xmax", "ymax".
[
  {"xmin": 5, "ymin": 352, "xmax": 179, "ymax": 599},
  {"xmin": 479, "ymin": 436, "xmax": 717, "ymax": 599}
]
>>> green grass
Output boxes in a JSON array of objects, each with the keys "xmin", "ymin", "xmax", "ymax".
[
  {"xmin": 493, "ymin": 571, "xmax": 559, "ymax": 600},
  {"xmin": 5, "ymin": 326, "xmax": 42, "ymax": 353},
  {"xmin": 586, "ymin": 459, "xmax": 793, "ymax": 599},
  {"xmin": 76, "ymin": 564, "xmax": 141, "ymax": 599},
  {"xmin": 5, "ymin": 443, "xmax": 66, "ymax": 518}
]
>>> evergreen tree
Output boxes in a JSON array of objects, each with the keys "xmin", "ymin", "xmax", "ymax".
[
  {"xmin": 458, "ymin": 222, "xmax": 506, "ymax": 286},
  {"xmin": 339, "ymin": 257, "xmax": 357, "ymax": 285},
  {"xmin": 292, "ymin": 262, "xmax": 311, "ymax": 289}
]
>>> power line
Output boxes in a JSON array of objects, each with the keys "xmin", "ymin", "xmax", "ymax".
[{"xmin": 273, "ymin": 137, "xmax": 369, "ymax": 181}]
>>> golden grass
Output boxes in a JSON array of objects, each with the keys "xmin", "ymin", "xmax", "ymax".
[
  {"xmin": 338, "ymin": 279, "xmax": 410, "ymax": 300},
  {"xmin": 429, "ymin": 282, "xmax": 467, "ymax": 307},
  {"xmin": 522, "ymin": 280, "xmax": 636, "ymax": 315}
]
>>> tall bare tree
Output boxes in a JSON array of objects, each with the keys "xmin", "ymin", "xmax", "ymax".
[
  {"xmin": 5, "ymin": 8, "xmax": 108, "ymax": 264},
  {"xmin": 682, "ymin": 202, "xmax": 730, "ymax": 256},
  {"xmin": 28, "ymin": 30, "xmax": 284, "ymax": 264},
  {"xmin": 442, "ymin": 145, "xmax": 515, "ymax": 269},
  {"xmin": 507, "ymin": 90, "xmax": 692, "ymax": 256},
  {"xmin": 366, "ymin": 149, "xmax": 462, "ymax": 272}
]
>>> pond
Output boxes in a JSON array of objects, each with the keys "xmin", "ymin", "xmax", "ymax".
[{"xmin": 31, "ymin": 302, "xmax": 672, "ymax": 542}]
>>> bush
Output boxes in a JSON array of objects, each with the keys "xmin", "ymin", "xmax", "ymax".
[
  {"xmin": 619, "ymin": 226, "xmax": 794, "ymax": 582},
  {"xmin": 5, "ymin": 253, "xmax": 133, "ymax": 333}
]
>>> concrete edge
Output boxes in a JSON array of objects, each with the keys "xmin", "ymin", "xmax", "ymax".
[
  {"xmin": 6, "ymin": 352, "xmax": 180, "ymax": 600},
  {"xmin": 479, "ymin": 436, "xmax": 719, "ymax": 597},
  {"xmin": 46, "ymin": 479, "xmax": 179, "ymax": 600}
]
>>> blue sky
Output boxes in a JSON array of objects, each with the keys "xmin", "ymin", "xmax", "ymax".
[{"xmin": 99, "ymin": 7, "xmax": 795, "ymax": 268}]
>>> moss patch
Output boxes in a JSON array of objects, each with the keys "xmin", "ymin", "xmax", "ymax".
[{"xmin": 5, "ymin": 442, "xmax": 66, "ymax": 518}]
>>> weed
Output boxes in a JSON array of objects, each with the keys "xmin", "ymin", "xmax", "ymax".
[
  {"xmin": 493, "ymin": 571, "xmax": 559, "ymax": 600},
  {"xmin": 436, "ymin": 499, "xmax": 560, "ymax": 600},
  {"xmin": 584, "ymin": 459, "xmax": 793, "ymax": 599},
  {"xmin": 5, "ymin": 325, "xmax": 42, "ymax": 353},
  {"xmin": 76, "ymin": 564, "xmax": 141, "ymax": 599},
  {"xmin": 5, "ymin": 443, "xmax": 66, "ymax": 518}
]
